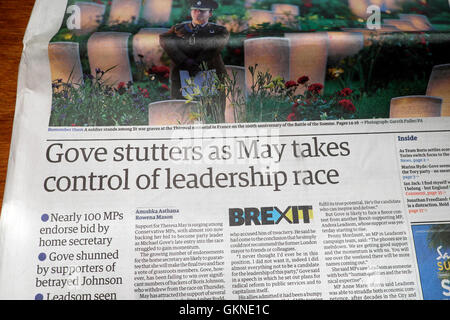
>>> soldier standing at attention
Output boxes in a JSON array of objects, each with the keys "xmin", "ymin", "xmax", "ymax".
[{"xmin": 159, "ymin": 0, "xmax": 229, "ymax": 122}]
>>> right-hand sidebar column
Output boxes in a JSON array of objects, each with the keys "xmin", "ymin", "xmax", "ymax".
[{"xmin": 396, "ymin": 134, "xmax": 450, "ymax": 222}]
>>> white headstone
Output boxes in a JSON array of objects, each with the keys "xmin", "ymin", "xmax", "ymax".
[
  {"xmin": 48, "ymin": 42, "xmax": 84, "ymax": 87},
  {"xmin": 148, "ymin": 100, "xmax": 201, "ymax": 125},
  {"xmin": 378, "ymin": 24, "xmax": 400, "ymax": 32},
  {"xmin": 327, "ymin": 32, "xmax": 364, "ymax": 65},
  {"xmin": 398, "ymin": 14, "xmax": 433, "ymax": 31},
  {"xmin": 384, "ymin": 0, "xmax": 401, "ymax": 11},
  {"xmin": 272, "ymin": 4, "xmax": 300, "ymax": 26},
  {"xmin": 142, "ymin": 0, "xmax": 173, "ymax": 25},
  {"xmin": 248, "ymin": 9, "xmax": 275, "ymax": 27},
  {"xmin": 426, "ymin": 64, "xmax": 450, "ymax": 117},
  {"xmin": 383, "ymin": 19, "xmax": 416, "ymax": 31},
  {"xmin": 244, "ymin": 37, "xmax": 290, "ymax": 94},
  {"xmin": 348, "ymin": 0, "xmax": 370, "ymax": 18},
  {"xmin": 87, "ymin": 32, "xmax": 133, "ymax": 88},
  {"xmin": 133, "ymin": 28, "xmax": 169, "ymax": 70},
  {"xmin": 272, "ymin": 4, "xmax": 300, "ymax": 16},
  {"xmin": 284, "ymin": 33, "xmax": 328, "ymax": 94},
  {"xmin": 390, "ymin": 96, "xmax": 442, "ymax": 118},
  {"xmin": 108, "ymin": 0, "xmax": 141, "ymax": 25},
  {"xmin": 224, "ymin": 65, "xmax": 246, "ymax": 123},
  {"xmin": 74, "ymin": 2, "xmax": 106, "ymax": 36},
  {"xmin": 369, "ymin": 0, "xmax": 384, "ymax": 5}
]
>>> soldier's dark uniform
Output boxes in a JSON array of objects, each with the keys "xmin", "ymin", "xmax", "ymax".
[{"xmin": 159, "ymin": 0, "xmax": 229, "ymax": 122}]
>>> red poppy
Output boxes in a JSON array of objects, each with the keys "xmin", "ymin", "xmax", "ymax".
[
  {"xmin": 338, "ymin": 88, "xmax": 353, "ymax": 97},
  {"xmin": 297, "ymin": 76, "xmax": 309, "ymax": 85},
  {"xmin": 307, "ymin": 83, "xmax": 323, "ymax": 94},
  {"xmin": 285, "ymin": 80, "xmax": 298, "ymax": 89},
  {"xmin": 287, "ymin": 113, "xmax": 297, "ymax": 121},
  {"xmin": 161, "ymin": 84, "xmax": 169, "ymax": 91},
  {"xmin": 117, "ymin": 82, "xmax": 126, "ymax": 89},
  {"xmin": 338, "ymin": 99, "xmax": 356, "ymax": 113},
  {"xmin": 162, "ymin": 66, "xmax": 170, "ymax": 73},
  {"xmin": 151, "ymin": 65, "xmax": 170, "ymax": 75},
  {"xmin": 291, "ymin": 102, "xmax": 299, "ymax": 113}
]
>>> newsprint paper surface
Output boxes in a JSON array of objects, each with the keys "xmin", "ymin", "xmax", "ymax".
[{"xmin": 0, "ymin": 0, "xmax": 450, "ymax": 301}]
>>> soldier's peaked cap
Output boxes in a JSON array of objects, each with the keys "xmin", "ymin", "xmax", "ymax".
[{"xmin": 189, "ymin": 0, "xmax": 219, "ymax": 10}]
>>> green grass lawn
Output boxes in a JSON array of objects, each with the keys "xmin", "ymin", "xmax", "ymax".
[
  {"xmin": 433, "ymin": 24, "xmax": 450, "ymax": 32},
  {"xmin": 324, "ymin": 78, "xmax": 428, "ymax": 120}
]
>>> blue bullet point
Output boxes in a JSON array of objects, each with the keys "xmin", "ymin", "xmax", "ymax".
[
  {"xmin": 35, "ymin": 293, "xmax": 43, "ymax": 300},
  {"xmin": 38, "ymin": 253, "xmax": 46, "ymax": 261},
  {"xmin": 41, "ymin": 214, "xmax": 49, "ymax": 222}
]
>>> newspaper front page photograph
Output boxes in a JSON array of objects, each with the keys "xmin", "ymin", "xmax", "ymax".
[{"xmin": 0, "ymin": 0, "xmax": 449, "ymax": 307}]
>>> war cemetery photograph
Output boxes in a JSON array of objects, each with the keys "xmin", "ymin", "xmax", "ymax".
[{"xmin": 47, "ymin": 0, "xmax": 450, "ymax": 126}]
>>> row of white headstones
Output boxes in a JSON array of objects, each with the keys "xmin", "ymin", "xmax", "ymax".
[
  {"xmin": 237, "ymin": 0, "xmax": 435, "ymax": 32},
  {"xmin": 72, "ymin": 0, "xmax": 435, "ymax": 35},
  {"xmin": 72, "ymin": 0, "xmax": 306, "ymax": 35},
  {"xmin": 72, "ymin": 0, "xmax": 172, "ymax": 35},
  {"xmin": 73, "ymin": 0, "xmax": 311, "ymax": 37}
]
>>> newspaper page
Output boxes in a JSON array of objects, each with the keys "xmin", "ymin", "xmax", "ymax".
[{"xmin": 0, "ymin": 0, "xmax": 449, "ymax": 305}]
